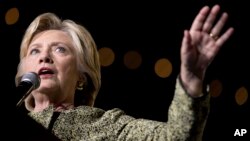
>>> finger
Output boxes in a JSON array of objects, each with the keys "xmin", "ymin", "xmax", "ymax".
[
  {"xmin": 202, "ymin": 5, "xmax": 221, "ymax": 32},
  {"xmin": 210, "ymin": 12, "xmax": 229, "ymax": 37},
  {"xmin": 215, "ymin": 27, "xmax": 234, "ymax": 47},
  {"xmin": 181, "ymin": 30, "xmax": 191, "ymax": 56},
  {"xmin": 190, "ymin": 6, "xmax": 210, "ymax": 32}
]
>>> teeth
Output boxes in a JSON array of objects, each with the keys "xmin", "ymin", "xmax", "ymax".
[{"xmin": 39, "ymin": 69, "xmax": 52, "ymax": 74}]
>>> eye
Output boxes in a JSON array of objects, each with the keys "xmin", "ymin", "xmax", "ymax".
[
  {"xmin": 55, "ymin": 46, "xmax": 66, "ymax": 53},
  {"xmin": 30, "ymin": 48, "xmax": 40, "ymax": 55}
]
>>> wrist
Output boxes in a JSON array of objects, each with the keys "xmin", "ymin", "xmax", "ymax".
[{"xmin": 179, "ymin": 71, "xmax": 204, "ymax": 98}]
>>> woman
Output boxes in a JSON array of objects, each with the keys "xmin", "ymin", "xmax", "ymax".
[{"xmin": 15, "ymin": 4, "xmax": 233, "ymax": 141}]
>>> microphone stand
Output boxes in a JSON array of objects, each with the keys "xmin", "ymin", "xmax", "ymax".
[{"xmin": 16, "ymin": 83, "xmax": 34, "ymax": 108}]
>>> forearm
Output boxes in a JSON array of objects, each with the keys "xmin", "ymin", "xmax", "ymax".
[
  {"xmin": 180, "ymin": 64, "xmax": 205, "ymax": 98},
  {"xmin": 119, "ymin": 77, "xmax": 210, "ymax": 141},
  {"xmin": 167, "ymin": 76, "xmax": 210, "ymax": 140}
]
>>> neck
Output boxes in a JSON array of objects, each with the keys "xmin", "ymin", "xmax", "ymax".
[
  {"xmin": 53, "ymin": 103, "xmax": 74, "ymax": 112},
  {"xmin": 33, "ymin": 102, "xmax": 74, "ymax": 112}
]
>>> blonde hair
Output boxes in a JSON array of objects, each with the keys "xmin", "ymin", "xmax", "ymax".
[{"xmin": 16, "ymin": 13, "xmax": 101, "ymax": 111}]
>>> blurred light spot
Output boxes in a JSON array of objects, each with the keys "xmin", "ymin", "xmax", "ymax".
[
  {"xmin": 124, "ymin": 50, "xmax": 142, "ymax": 69},
  {"xmin": 155, "ymin": 58, "xmax": 172, "ymax": 78},
  {"xmin": 5, "ymin": 7, "xmax": 19, "ymax": 25},
  {"xmin": 235, "ymin": 87, "xmax": 248, "ymax": 106},
  {"xmin": 98, "ymin": 47, "xmax": 115, "ymax": 67},
  {"xmin": 209, "ymin": 79, "xmax": 223, "ymax": 98}
]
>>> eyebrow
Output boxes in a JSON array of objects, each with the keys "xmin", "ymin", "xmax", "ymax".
[{"xmin": 29, "ymin": 42, "xmax": 69, "ymax": 48}]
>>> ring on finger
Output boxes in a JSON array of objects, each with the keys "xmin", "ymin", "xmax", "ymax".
[{"xmin": 209, "ymin": 33, "xmax": 219, "ymax": 40}]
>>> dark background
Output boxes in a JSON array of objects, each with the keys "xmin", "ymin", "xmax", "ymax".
[{"xmin": 1, "ymin": 0, "xmax": 249, "ymax": 140}]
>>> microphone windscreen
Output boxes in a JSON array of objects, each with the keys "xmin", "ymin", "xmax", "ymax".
[{"xmin": 20, "ymin": 72, "xmax": 40, "ymax": 89}]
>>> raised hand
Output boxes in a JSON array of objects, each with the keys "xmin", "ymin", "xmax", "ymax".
[{"xmin": 180, "ymin": 5, "xmax": 234, "ymax": 97}]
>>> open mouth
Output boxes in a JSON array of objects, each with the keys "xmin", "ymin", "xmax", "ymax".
[{"xmin": 38, "ymin": 67, "xmax": 54, "ymax": 77}]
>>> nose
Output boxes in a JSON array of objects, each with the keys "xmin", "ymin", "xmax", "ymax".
[{"xmin": 39, "ymin": 53, "xmax": 53, "ymax": 64}]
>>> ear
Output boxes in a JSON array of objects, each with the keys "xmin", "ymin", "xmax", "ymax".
[
  {"xmin": 76, "ymin": 73, "xmax": 87, "ymax": 90},
  {"xmin": 79, "ymin": 73, "xmax": 87, "ymax": 83}
]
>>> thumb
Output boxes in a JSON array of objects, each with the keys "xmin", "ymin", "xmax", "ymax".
[{"xmin": 181, "ymin": 30, "xmax": 192, "ymax": 56}]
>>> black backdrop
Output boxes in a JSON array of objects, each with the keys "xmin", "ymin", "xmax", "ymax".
[{"xmin": 1, "ymin": 0, "xmax": 249, "ymax": 140}]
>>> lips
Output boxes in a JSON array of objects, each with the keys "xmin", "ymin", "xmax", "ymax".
[{"xmin": 38, "ymin": 67, "xmax": 54, "ymax": 77}]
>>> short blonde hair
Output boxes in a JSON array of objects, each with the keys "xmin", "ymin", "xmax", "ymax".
[{"xmin": 16, "ymin": 13, "xmax": 101, "ymax": 111}]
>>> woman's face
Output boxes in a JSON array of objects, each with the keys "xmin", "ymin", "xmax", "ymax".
[{"xmin": 20, "ymin": 30, "xmax": 79, "ymax": 103}]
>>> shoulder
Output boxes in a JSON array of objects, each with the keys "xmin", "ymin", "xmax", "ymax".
[
  {"xmin": 63, "ymin": 106, "xmax": 130, "ymax": 119},
  {"xmin": 61, "ymin": 106, "xmax": 135, "ymax": 125}
]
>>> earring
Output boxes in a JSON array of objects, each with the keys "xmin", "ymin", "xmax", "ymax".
[{"xmin": 76, "ymin": 81, "xmax": 84, "ymax": 90}]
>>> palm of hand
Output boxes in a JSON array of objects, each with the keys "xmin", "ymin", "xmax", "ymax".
[
  {"xmin": 180, "ymin": 5, "xmax": 234, "ymax": 97},
  {"xmin": 182, "ymin": 5, "xmax": 234, "ymax": 79},
  {"xmin": 187, "ymin": 30, "xmax": 218, "ymax": 73}
]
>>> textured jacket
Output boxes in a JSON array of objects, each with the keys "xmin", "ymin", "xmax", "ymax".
[{"xmin": 29, "ymin": 78, "xmax": 210, "ymax": 141}]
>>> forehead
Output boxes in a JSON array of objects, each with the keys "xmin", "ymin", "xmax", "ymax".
[{"xmin": 30, "ymin": 30, "xmax": 74, "ymax": 46}]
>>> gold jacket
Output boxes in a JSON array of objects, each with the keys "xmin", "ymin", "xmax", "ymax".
[{"xmin": 29, "ymin": 78, "xmax": 210, "ymax": 141}]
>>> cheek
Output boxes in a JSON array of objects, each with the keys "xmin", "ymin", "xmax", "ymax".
[
  {"xmin": 64, "ymin": 64, "xmax": 78, "ymax": 76},
  {"xmin": 18, "ymin": 58, "xmax": 37, "ymax": 74},
  {"xmin": 58, "ymin": 58, "xmax": 79, "ymax": 77},
  {"xmin": 58, "ymin": 63, "xmax": 79, "ymax": 88}
]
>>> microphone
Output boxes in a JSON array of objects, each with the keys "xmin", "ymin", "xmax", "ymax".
[{"xmin": 16, "ymin": 72, "xmax": 40, "ymax": 108}]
